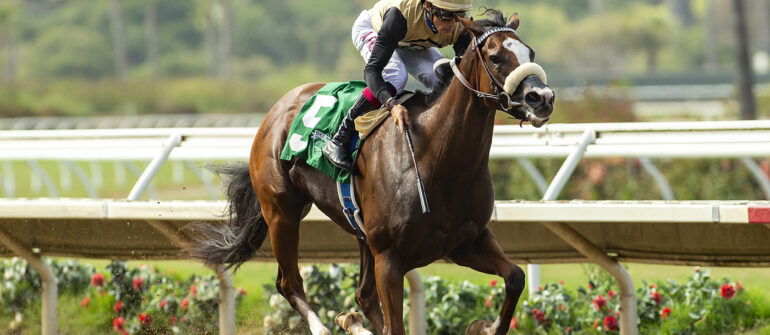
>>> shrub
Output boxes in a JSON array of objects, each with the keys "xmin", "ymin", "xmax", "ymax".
[
  {"xmin": 0, "ymin": 259, "xmax": 245, "ymax": 334},
  {"xmin": 262, "ymin": 264, "xmax": 765, "ymax": 334}
]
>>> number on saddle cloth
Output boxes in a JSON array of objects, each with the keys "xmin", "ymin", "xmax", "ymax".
[{"xmin": 279, "ymin": 81, "xmax": 367, "ymax": 184}]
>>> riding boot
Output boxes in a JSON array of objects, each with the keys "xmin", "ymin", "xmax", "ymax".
[{"xmin": 322, "ymin": 93, "xmax": 374, "ymax": 171}]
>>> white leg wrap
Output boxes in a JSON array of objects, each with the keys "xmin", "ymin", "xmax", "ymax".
[
  {"xmin": 482, "ymin": 317, "xmax": 501, "ymax": 335},
  {"xmin": 308, "ymin": 312, "xmax": 331, "ymax": 335}
]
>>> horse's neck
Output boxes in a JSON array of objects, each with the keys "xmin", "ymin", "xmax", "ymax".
[{"xmin": 421, "ymin": 66, "xmax": 496, "ymax": 176}]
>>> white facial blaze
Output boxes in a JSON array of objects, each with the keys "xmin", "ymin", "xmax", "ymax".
[{"xmin": 502, "ymin": 37, "xmax": 530, "ymax": 65}]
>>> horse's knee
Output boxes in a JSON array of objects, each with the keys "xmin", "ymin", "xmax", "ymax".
[{"xmin": 505, "ymin": 265, "xmax": 526, "ymax": 295}]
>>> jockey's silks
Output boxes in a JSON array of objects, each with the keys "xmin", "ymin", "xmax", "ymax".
[{"xmin": 368, "ymin": 0, "xmax": 464, "ymax": 50}]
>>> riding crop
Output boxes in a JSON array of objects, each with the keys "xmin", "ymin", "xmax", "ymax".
[{"xmin": 403, "ymin": 124, "xmax": 430, "ymax": 213}]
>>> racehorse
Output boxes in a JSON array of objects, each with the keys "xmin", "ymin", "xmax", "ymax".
[{"xmin": 189, "ymin": 10, "xmax": 554, "ymax": 335}]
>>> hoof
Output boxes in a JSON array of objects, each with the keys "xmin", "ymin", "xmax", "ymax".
[
  {"xmin": 336, "ymin": 312, "xmax": 372, "ymax": 334},
  {"xmin": 466, "ymin": 320, "xmax": 495, "ymax": 335},
  {"xmin": 335, "ymin": 312, "xmax": 363, "ymax": 330}
]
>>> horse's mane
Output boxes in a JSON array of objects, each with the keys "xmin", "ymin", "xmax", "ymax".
[{"xmin": 474, "ymin": 8, "xmax": 507, "ymax": 29}]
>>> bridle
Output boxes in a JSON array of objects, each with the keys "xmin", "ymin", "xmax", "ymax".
[{"xmin": 449, "ymin": 27, "xmax": 527, "ymax": 119}]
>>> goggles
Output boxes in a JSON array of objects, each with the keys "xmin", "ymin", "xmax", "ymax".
[{"xmin": 428, "ymin": 4, "xmax": 468, "ymax": 21}]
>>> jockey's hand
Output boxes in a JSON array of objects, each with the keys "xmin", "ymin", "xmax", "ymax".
[{"xmin": 390, "ymin": 104, "xmax": 410, "ymax": 133}]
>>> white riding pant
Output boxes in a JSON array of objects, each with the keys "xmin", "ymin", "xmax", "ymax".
[{"xmin": 351, "ymin": 10, "xmax": 445, "ymax": 94}]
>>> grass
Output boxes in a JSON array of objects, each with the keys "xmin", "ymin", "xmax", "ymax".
[{"xmin": 3, "ymin": 160, "xmax": 224, "ymax": 200}]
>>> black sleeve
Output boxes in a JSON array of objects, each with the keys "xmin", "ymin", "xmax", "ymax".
[
  {"xmin": 453, "ymin": 30, "xmax": 471, "ymax": 56},
  {"xmin": 363, "ymin": 7, "xmax": 407, "ymax": 104}
]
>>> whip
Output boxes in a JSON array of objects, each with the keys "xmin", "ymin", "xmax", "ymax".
[{"xmin": 403, "ymin": 124, "xmax": 430, "ymax": 213}]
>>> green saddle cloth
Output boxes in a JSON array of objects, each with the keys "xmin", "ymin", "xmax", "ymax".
[{"xmin": 279, "ymin": 81, "xmax": 366, "ymax": 183}]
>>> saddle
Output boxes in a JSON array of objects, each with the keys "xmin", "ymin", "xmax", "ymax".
[{"xmin": 355, "ymin": 91, "xmax": 414, "ymax": 141}]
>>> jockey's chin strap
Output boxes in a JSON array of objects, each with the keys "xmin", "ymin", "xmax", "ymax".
[{"xmin": 449, "ymin": 27, "xmax": 526, "ymax": 118}]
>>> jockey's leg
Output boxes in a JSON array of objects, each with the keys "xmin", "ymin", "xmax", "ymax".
[
  {"xmin": 322, "ymin": 92, "xmax": 377, "ymax": 171},
  {"xmin": 398, "ymin": 47, "xmax": 446, "ymax": 92},
  {"xmin": 326, "ymin": 14, "xmax": 409, "ymax": 171},
  {"xmin": 351, "ymin": 9, "xmax": 408, "ymax": 93}
]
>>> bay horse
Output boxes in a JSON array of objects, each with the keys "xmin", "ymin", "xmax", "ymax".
[{"xmin": 189, "ymin": 10, "xmax": 554, "ymax": 335}]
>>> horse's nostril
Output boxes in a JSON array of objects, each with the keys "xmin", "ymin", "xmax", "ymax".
[{"xmin": 525, "ymin": 92, "xmax": 542, "ymax": 106}]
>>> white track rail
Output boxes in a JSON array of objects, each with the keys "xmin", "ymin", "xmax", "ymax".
[{"xmin": 2, "ymin": 120, "xmax": 770, "ymax": 335}]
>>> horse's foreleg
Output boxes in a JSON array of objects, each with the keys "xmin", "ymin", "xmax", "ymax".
[
  {"xmin": 448, "ymin": 228, "xmax": 525, "ymax": 335},
  {"xmin": 355, "ymin": 240, "xmax": 385, "ymax": 334},
  {"xmin": 374, "ymin": 251, "xmax": 406, "ymax": 335},
  {"xmin": 264, "ymin": 206, "xmax": 331, "ymax": 335}
]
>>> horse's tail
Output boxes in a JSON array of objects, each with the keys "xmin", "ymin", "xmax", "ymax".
[{"xmin": 186, "ymin": 163, "xmax": 267, "ymax": 272}]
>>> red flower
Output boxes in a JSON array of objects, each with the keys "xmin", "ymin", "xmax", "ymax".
[
  {"xmin": 649, "ymin": 283, "xmax": 658, "ymax": 289},
  {"xmin": 721, "ymin": 283, "xmax": 736, "ymax": 300},
  {"xmin": 181, "ymin": 297, "xmax": 190, "ymax": 309},
  {"xmin": 694, "ymin": 266, "xmax": 700, "ymax": 272},
  {"xmin": 190, "ymin": 285, "xmax": 198, "ymax": 298},
  {"xmin": 593, "ymin": 319, "xmax": 600, "ymax": 328},
  {"xmin": 510, "ymin": 317, "xmax": 518, "ymax": 330},
  {"xmin": 160, "ymin": 299, "xmax": 167, "ymax": 309},
  {"xmin": 485, "ymin": 297, "xmax": 492, "ymax": 308},
  {"xmin": 238, "ymin": 287, "xmax": 247, "ymax": 296},
  {"xmin": 113, "ymin": 301, "xmax": 124, "ymax": 313},
  {"xmin": 559, "ymin": 280, "xmax": 564, "ymax": 286},
  {"xmin": 566, "ymin": 326, "xmax": 572, "ymax": 333},
  {"xmin": 661, "ymin": 307, "xmax": 672, "ymax": 320},
  {"xmin": 80, "ymin": 296, "xmax": 90, "ymax": 308},
  {"xmin": 607, "ymin": 290, "xmax": 615, "ymax": 299},
  {"xmin": 139, "ymin": 313, "xmax": 152, "ymax": 326},
  {"xmin": 532, "ymin": 309, "xmax": 546, "ymax": 324},
  {"xmin": 537, "ymin": 285, "xmax": 543, "ymax": 291},
  {"xmin": 592, "ymin": 295, "xmax": 607, "ymax": 311},
  {"xmin": 588, "ymin": 283, "xmax": 594, "ymax": 290},
  {"xmin": 170, "ymin": 316, "xmax": 177, "ymax": 325},
  {"xmin": 736, "ymin": 281, "xmax": 744, "ymax": 292},
  {"xmin": 603, "ymin": 315, "xmax": 618, "ymax": 331},
  {"xmin": 113, "ymin": 316, "xmax": 125, "ymax": 330},
  {"xmin": 650, "ymin": 291, "xmax": 662, "ymax": 305},
  {"xmin": 132, "ymin": 277, "xmax": 144, "ymax": 291},
  {"xmin": 91, "ymin": 273, "xmax": 105, "ymax": 287},
  {"xmin": 489, "ymin": 279, "xmax": 498, "ymax": 287}
]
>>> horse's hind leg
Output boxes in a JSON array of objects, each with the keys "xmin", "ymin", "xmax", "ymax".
[
  {"xmin": 448, "ymin": 228, "xmax": 526, "ymax": 335},
  {"xmin": 261, "ymin": 196, "xmax": 331, "ymax": 335}
]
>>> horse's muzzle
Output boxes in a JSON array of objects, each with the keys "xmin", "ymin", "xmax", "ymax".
[{"xmin": 526, "ymin": 111, "xmax": 550, "ymax": 128}]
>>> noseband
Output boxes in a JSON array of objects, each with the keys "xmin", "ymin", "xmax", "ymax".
[{"xmin": 449, "ymin": 27, "xmax": 541, "ymax": 121}]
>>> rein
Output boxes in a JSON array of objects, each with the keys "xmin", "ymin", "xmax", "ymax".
[{"xmin": 449, "ymin": 27, "xmax": 524, "ymax": 117}]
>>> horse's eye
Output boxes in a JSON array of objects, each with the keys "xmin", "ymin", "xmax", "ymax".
[{"xmin": 488, "ymin": 55, "xmax": 501, "ymax": 64}]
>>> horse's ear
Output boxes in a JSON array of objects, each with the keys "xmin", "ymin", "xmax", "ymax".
[
  {"xmin": 507, "ymin": 12, "xmax": 520, "ymax": 30},
  {"xmin": 458, "ymin": 17, "xmax": 484, "ymax": 38}
]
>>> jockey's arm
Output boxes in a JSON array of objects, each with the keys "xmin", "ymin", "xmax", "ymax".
[{"xmin": 364, "ymin": 7, "xmax": 407, "ymax": 105}]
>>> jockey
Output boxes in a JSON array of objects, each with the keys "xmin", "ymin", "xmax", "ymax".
[{"xmin": 322, "ymin": 0, "xmax": 473, "ymax": 171}]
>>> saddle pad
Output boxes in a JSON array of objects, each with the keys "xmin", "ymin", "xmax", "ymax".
[{"xmin": 279, "ymin": 81, "xmax": 366, "ymax": 183}]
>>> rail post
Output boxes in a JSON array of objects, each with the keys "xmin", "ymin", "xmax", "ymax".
[
  {"xmin": 406, "ymin": 270, "xmax": 426, "ymax": 335},
  {"xmin": 127, "ymin": 133, "xmax": 182, "ymax": 200},
  {"xmin": 537, "ymin": 129, "xmax": 638, "ymax": 335},
  {"xmin": 0, "ymin": 228, "xmax": 58, "ymax": 335}
]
